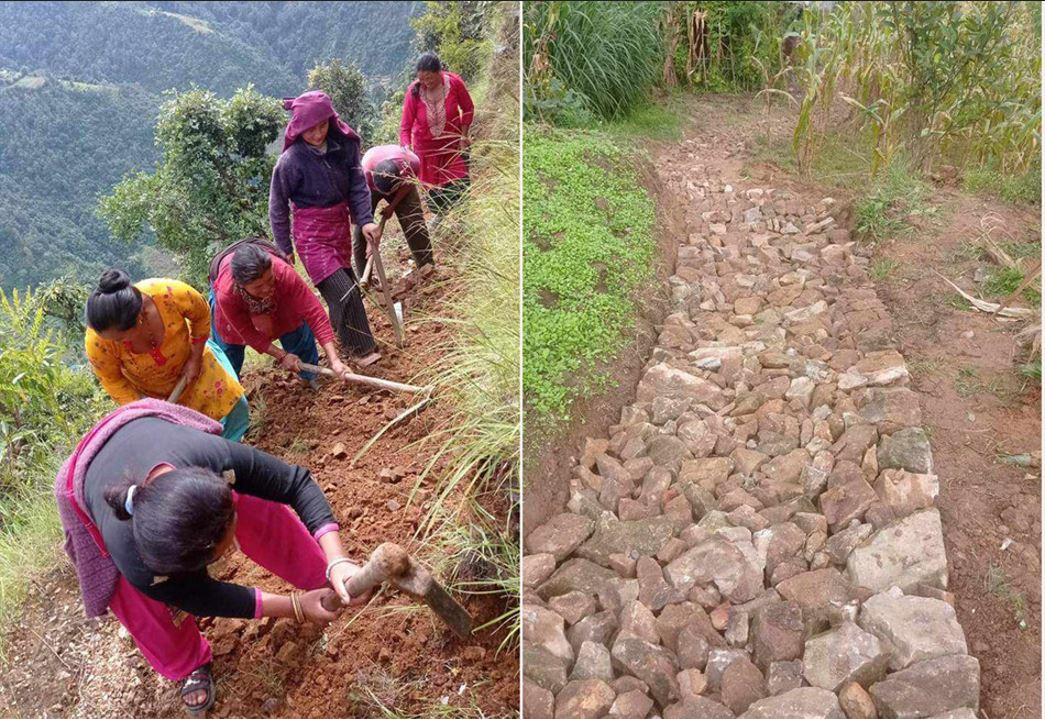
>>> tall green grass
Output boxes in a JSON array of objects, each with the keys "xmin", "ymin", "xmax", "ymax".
[
  {"xmin": 524, "ymin": 0, "xmax": 665, "ymax": 122},
  {"xmin": 0, "ymin": 286, "xmax": 105, "ymax": 649},
  {"xmin": 376, "ymin": 3, "xmax": 521, "ymax": 658}
]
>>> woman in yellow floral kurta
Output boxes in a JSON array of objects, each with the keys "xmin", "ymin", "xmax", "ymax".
[{"xmin": 85, "ymin": 270, "xmax": 249, "ymax": 440}]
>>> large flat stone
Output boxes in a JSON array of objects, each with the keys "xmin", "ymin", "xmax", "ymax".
[
  {"xmin": 858, "ymin": 589, "xmax": 968, "ymax": 670},
  {"xmin": 847, "ymin": 509, "xmax": 949, "ymax": 593},
  {"xmin": 868, "ymin": 655, "xmax": 980, "ymax": 718},
  {"xmin": 665, "ymin": 536, "xmax": 763, "ymax": 602},
  {"xmin": 539, "ymin": 559, "xmax": 619, "ymax": 601},
  {"xmin": 877, "ymin": 428, "xmax": 933, "ymax": 474},
  {"xmin": 576, "ymin": 516, "xmax": 677, "ymax": 568},
  {"xmin": 527, "ymin": 513, "xmax": 595, "ymax": 561},
  {"xmin": 802, "ymin": 622, "xmax": 888, "ymax": 692},
  {"xmin": 638, "ymin": 363, "xmax": 729, "ymax": 410},
  {"xmin": 738, "ymin": 687, "xmax": 846, "ymax": 719},
  {"xmin": 681, "ymin": 457, "xmax": 736, "ymax": 488}
]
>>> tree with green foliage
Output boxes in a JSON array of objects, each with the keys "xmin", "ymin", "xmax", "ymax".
[
  {"xmin": 411, "ymin": 1, "xmax": 491, "ymax": 83},
  {"xmin": 307, "ymin": 59, "xmax": 377, "ymax": 141},
  {"xmin": 99, "ymin": 86, "xmax": 284, "ymax": 284}
]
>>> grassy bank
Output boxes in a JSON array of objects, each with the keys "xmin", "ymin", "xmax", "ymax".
[{"xmin": 522, "ymin": 128, "xmax": 657, "ymax": 422}]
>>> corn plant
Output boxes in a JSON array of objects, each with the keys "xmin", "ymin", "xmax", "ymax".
[{"xmin": 788, "ymin": 1, "xmax": 1041, "ymax": 180}]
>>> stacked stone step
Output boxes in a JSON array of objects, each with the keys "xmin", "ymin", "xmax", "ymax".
[{"xmin": 522, "ymin": 155, "xmax": 979, "ymax": 719}]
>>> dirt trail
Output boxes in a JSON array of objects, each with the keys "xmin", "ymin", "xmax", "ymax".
[
  {"xmin": 1, "ymin": 260, "xmax": 517, "ymax": 718},
  {"xmin": 522, "ymin": 95, "xmax": 1031, "ymax": 718}
]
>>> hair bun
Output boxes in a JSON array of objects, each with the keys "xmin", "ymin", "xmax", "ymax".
[{"xmin": 98, "ymin": 269, "xmax": 131, "ymax": 294}]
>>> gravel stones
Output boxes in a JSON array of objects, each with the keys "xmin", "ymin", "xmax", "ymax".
[{"xmin": 523, "ymin": 166, "xmax": 974, "ymax": 717}]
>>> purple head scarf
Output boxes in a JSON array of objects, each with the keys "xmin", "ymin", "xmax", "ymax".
[{"xmin": 282, "ymin": 91, "xmax": 359, "ymax": 151}]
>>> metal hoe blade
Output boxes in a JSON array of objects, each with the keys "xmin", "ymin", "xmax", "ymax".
[{"xmin": 422, "ymin": 581, "xmax": 473, "ymax": 639}]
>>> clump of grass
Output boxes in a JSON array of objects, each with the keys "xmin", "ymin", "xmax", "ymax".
[
  {"xmin": 425, "ymin": 499, "xmax": 519, "ymax": 654},
  {"xmin": 401, "ymin": 149, "xmax": 519, "ymax": 539},
  {"xmin": 965, "ymin": 165, "xmax": 1042, "ymax": 206},
  {"xmin": 1019, "ymin": 359, "xmax": 1041, "ymax": 382},
  {"xmin": 986, "ymin": 561, "xmax": 1029, "ymax": 630},
  {"xmin": 870, "ymin": 257, "xmax": 899, "ymax": 281},
  {"xmin": 0, "ymin": 481, "xmax": 65, "ymax": 658},
  {"xmin": 854, "ymin": 161, "xmax": 929, "ymax": 242},
  {"xmin": 982, "ymin": 266, "xmax": 1041, "ymax": 307},
  {"xmin": 523, "ymin": 128, "xmax": 656, "ymax": 420}
]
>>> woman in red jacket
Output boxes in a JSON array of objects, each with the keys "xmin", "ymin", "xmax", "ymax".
[{"xmin": 399, "ymin": 52, "xmax": 475, "ymax": 218}]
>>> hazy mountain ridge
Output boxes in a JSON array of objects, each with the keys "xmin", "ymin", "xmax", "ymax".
[{"xmin": 0, "ymin": 1, "xmax": 420, "ymax": 289}]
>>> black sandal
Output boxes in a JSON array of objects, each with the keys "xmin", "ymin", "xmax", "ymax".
[{"xmin": 180, "ymin": 662, "xmax": 216, "ymax": 716}]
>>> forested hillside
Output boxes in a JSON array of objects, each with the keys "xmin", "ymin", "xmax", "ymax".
[{"xmin": 0, "ymin": 1, "xmax": 420, "ymax": 290}]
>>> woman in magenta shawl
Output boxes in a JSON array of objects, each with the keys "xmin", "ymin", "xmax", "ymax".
[
  {"xmin": 269, "ymin": 91, "xmax": 382, "ymax": 367},
  {"xmin": 399, "ymin": 52, "xmax": 475, "ymax": 220}
]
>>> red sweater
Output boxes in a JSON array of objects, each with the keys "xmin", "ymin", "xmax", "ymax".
[
  {"xmin": 399, "ymin": 71, "xmax": 474, "ymax": 187},
  {"xmin": 212, "ymin": 255, "xmax": 335, "ymax": 353}
]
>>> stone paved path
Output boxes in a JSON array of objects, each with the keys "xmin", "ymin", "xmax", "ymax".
[{"xmin": 522, "ymin": 136, "xmax": 979, "ymax": 719}]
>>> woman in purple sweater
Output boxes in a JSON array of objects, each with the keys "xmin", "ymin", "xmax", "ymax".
[{"xmin": 269, "ymin": 91, "xmax": 383, "ymax": 367}]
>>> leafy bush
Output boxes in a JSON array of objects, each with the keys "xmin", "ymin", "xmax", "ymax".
[
  {"xmin": 411, "ymin": 1, "xmax": 493, "ymax": 84},
  {"xmin": 0, "ymin": 284, "xmax": 103, "ymax": 640},
  {"xmin": 99, "ymin": 86, "xmax": 284, "ymax": 285},
  {"xmin": 523, "ymin": 129, "xmax": 656, "ymax": 419},
  {"xmin": 0, "ymin": 287, "xmax": 100, "ymax": 484},
  {"xmin": 307, "ymin": 59, "xmax": 378, "ymax": 142}
]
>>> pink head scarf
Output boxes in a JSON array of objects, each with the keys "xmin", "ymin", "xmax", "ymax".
[{"xmin": 281, "ymin": 91, "xmax": 359, "ymax": 152}]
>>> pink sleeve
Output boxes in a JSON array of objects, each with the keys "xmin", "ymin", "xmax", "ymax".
[
  {"xmin": 214, "ymin": 272, "xmax": 273, "ymax": 354},
  {"xmin": 455, "ymin": 75, "xmax": 474, "ymax": 128},
  {"xmin": 313, "ymin": 523, "xmax": 340, "ymax": 541},
  {"xmin": 399, "ymin": 88, "xmax": 416, "ymax": 147},
  {"xmin": 284, "ymin": 264, "xmax": 335, "ymax": 346},
  {"xmin": 253, "ymin": 588, "xmax": 263, "ymax": 619}
]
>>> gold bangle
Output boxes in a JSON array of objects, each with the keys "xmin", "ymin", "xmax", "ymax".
[{"xmin": 291, "ymin": 592, "xmax": 304, "ymax": 623}]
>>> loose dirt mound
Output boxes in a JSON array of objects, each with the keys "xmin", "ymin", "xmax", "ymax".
[{"xmin": 1, "ymin": 271, "xmax": 518, "ymax": 718}]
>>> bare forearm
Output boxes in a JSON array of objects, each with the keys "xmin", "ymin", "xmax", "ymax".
[
  {"xmin": 259, "ymin": 591, "xmax": 297, "ymax": 619},
  {"xmin": 318, "ymin": 531, "xmax": 349, "ymax": 564},
  {"xmin": 320, "ymin": 341, "xmax": 340, "ymax": 366}
]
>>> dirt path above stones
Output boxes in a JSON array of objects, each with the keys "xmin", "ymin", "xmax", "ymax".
[{"xmin": 522, "ymin": 100, "xmax": 984, "ymax": 719}]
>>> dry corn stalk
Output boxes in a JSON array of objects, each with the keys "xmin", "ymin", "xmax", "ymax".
[{"xmin": 935, "ymin": 272, "xmax": 1037, "ymax": 319}]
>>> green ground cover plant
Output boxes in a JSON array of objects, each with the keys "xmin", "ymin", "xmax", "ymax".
[{"xmin": 523, "ymin": 129, "xmax": 656, "ymax": 420}]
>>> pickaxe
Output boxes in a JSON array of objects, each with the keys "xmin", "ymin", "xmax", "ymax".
[{"xmin": 322, "ymin": 542, "xmax": 473, "ymax": 639}]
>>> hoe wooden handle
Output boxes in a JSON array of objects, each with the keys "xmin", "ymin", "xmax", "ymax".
[{"xmin": 320, "ymin": 543, "xmax": 412, "ymax": 611}]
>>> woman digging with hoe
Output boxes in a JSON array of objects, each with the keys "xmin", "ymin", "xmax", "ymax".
[
  {"xmin": 85, "ymin": 270, "xmax": 249, "ymax": 441},
  {"xmin": 55, "ymin": 399, "xmax": 369, "ymax": 715},
  {"xmin": 269, "ymin": 91, "xmax": 384, "ymax": 368},
  {"xmin": 209, "ymin": 240, "xmax": 353, "ymax": 388}
]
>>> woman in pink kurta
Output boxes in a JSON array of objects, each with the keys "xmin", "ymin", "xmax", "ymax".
[{"xmin": 399, "ymin": 52, "xmax": 475, "ymax": 217}]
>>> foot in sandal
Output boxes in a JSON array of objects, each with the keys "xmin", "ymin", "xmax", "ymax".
[
  {"xmin": 355, "ymin": 351, "xmax": 381, "ymax": 368},
  {"xmin": 180, "ymin": 662, "xmax": 216, "ymax": 715}
]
